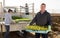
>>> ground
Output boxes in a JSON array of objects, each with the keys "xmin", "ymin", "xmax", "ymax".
[
  {"xmin": 0, "ymin": 31, "xmax": 60, "ymax": 38},
  {"xmin": 0, "ymin": 31, "xmax": 22, "ymax": 38}
]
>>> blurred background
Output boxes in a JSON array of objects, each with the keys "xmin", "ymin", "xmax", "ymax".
[
  {"xmin": 0, "ymin": 0, "xmax": 60, "ymax": 38},
  {"xmin": 0, "ymin": 0, "xmax": 60, "ymax": 13}
]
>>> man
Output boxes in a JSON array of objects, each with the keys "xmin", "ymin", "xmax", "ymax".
[
  {"xmin": 25, "ymin": 3, "xmax": 29, "ymax": 15},
  {"xmin": 30, "ymin": 3, "xmax": 51, "ymax": 38},
  {"xmin": 4, "ymin": 9, "xmax": 12, "ymax": 38}
]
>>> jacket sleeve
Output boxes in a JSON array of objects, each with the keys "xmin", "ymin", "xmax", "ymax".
[
  {"xmin": 30, "ymin": 14, "xmax": 37, "ymax": 25},
  {"xmin": 47, "ymin": 13, "xmax": 52, "ymax": 25}
]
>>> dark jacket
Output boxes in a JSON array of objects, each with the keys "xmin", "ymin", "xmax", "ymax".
[{"xmin": 30, "ymin": 11, "xmax": 51, "ymax": 26}]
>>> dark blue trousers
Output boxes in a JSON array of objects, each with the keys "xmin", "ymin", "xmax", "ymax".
[
  {"xmin": 35, "ymin": 33, "xmax": 48, "ymax": 38},
  {"xmin": 4, "ymin": 25, "xmax": 10, "ymax": 38}
]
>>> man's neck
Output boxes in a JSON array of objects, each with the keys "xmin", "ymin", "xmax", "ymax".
[{"xmin": 40, "ymin": 10, "xmax": 45, "ymax": 14}]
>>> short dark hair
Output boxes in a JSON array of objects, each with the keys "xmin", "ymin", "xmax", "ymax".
[
  {"xmin": 41, "ymin": 3, "xmax": 46, "ymax": 6},
  {"xmin": 8, "ymin": 9, "xmax": 12, "ymax": 12}
]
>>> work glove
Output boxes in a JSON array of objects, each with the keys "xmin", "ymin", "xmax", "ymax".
[{"xmin": 48, "ymin": 25, "xmax": 51, "ymax": 31}]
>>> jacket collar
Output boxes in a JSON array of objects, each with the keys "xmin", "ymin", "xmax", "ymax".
[{"xmin": 39, "ymin": 10, "xmax": 47, "ymax": 14}]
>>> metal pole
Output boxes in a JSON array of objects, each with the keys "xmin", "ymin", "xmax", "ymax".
[
  {"xmin": 20, "ymin": 6, "xmax": 21, "ymax": 16},
  {"xmin": 32, "ymin": 3, "xmax": 34, "ymax": 17},
  {"xmin": 3, "ymin": 0, "xmax": 5, "ymax": 7}
]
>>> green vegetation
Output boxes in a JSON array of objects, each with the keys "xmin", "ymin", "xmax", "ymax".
[
  {"xmin": 26, "ymin": 25, "xmax": 48, "ymax": 31},
  {"xmin": 12, "ymin": 16, "xmax": 31, "ymax": 23},
  {"xmin": 15, "ymin": 18, "xmax": 31, "ymax": 23},
  {"xmin": 12, "ymin": 16, "xmax": 22, "ymax": 20}
]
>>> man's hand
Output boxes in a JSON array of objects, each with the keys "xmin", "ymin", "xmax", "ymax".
[{"xmin": 48, "ymin": 25, "xmax": 51, "ymax": 31}]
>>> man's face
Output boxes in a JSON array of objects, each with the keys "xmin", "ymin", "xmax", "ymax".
[{"xmin": 40, "ymin": 5, "xmax": 46, "ymax": 12}]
